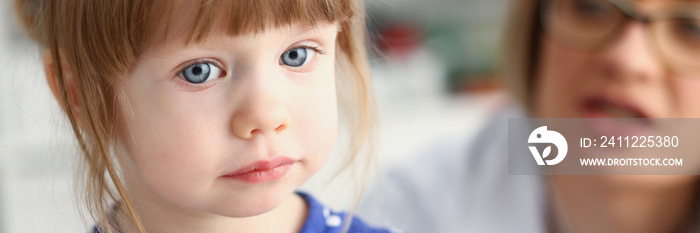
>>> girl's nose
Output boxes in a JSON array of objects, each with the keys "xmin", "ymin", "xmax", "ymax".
[{"xmin": 231, "ymin": 72, "xmax": 291, "ymax": 139}]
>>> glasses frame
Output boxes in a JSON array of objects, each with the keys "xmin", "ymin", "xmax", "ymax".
[{"xmin": 538, "ymin": 0, "xmax": 700, "ymax": 74}]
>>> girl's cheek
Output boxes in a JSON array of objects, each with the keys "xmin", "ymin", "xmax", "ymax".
[
  {"xmin": 292, "ymin": 77, "xmax": 338, "ymax": 164},
  {"xmin": 117, "ymin": 119, "xmax": 220, "ymax": 205},
  {"xmin": 114, "ymin": 84, "xmax": 216, "ymax": 187}
]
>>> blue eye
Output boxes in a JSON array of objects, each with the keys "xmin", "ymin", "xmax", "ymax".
[
  {"xmin": 179, "ymin": 62, "xmax": 222, "ymax": 84},
  {"xmin": 280, "ymin": 47, "xmax": 316, "ymax": 67}
]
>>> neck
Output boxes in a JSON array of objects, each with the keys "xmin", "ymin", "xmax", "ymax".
[{"xmin": 548, "ymin": 176, "xmax": 698, "ymax": 233}]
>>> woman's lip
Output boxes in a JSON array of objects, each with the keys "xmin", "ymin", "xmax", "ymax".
[
  {"xmin": 583, "ymin": 117, "xmax": 653, "ymax": 137},
  {"xmin": 581, "ymin": 94, "xmax": 654, "ymax": 136},
  {"xmin": 222, "ymin": 157, "xmax": 296, "ymax": 183},
  {"xmin": 581, "ymin": 94, "xmax": 651, "ymax": 119}
]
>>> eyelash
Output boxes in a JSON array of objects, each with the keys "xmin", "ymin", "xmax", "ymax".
[{"xmin": 298, "ymin": 45, "xmax": 325, "ymax": 55}]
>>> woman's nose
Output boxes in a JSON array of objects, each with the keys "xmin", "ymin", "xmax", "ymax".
[
  {"xmin": 596, "ymin": 22, "xmax": 665, "ymax": 84},
  {"xmin": 231, "ymin": 72, "xmax": 291, "ymax": 139}
]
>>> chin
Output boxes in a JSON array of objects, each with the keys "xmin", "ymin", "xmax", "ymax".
[{"xmin": 206, "ymin": 186, "xmax": 296, "ymax": 218}]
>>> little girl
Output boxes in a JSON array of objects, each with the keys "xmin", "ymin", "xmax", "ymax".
[{"xmin": 14, "ymin": 0, "xmax": 392, "ymax": 232}]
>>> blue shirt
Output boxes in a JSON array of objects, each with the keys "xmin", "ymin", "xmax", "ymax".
[
  {"xmin": 94, "ymin": 192, "xmax": 399, "ymax": 233},
  {"xmin": 297, "ymin": 192, "xmax": 398, "ymax": 233}
]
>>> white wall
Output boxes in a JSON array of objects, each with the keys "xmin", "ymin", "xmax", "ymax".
[{"xmin": 0, "ymin": 1, "xmax": 88, "ymax": 232}]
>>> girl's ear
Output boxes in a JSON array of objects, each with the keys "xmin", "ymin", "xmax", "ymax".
[{"xmin": 43, "ymin": 50, "xmax": 80, "ymax": 117}]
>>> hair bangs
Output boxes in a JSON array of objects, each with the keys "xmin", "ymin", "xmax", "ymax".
[{"xmin": 148, "ymin": 0, "xmax": 356, "ymax": 45}]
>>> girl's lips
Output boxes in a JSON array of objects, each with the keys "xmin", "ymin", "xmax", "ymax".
[{"xmin": 222, "ymin": 157, "xmax": 296, "ymax": 183}]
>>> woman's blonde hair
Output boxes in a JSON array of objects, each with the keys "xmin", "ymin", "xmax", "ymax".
[
  {"xmin": 499, "ymin": 0, "xmax": 542, "ymax": 110},
  {"xmin": 13, "ymin": 0, "xmax": 375, "ymax": 232}
]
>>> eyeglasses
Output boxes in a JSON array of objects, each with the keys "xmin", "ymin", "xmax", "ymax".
[{"xmin": 540, "ymin": 0, "xmax": 700, "ymax": 74}]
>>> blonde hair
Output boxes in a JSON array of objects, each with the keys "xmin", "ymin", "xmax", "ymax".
[
  {"xmin": 13, "ymin": 0, "xmax": 375, "ymax": 232},
  {"xmin": 499, "ymin": 0, "xmax": 541, "ymax": 110}
]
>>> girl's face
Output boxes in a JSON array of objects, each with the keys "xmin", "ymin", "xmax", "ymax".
[
  {"xmin": 113, "ymin": 16, "xmax": 340, "ymax": 217},
  {"xmin": 535, "ymin": 0, "xmax": 700, "ymax": 120}
]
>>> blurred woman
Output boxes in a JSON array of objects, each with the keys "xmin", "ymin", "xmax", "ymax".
[{"xmin": 359, "ymin": 0, "xmax": 700, "ymax": 232}]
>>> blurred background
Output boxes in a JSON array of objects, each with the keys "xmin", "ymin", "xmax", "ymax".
[{"xmin": 0, "ymin": 0, "xmax": 511, "ymax": 232}]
